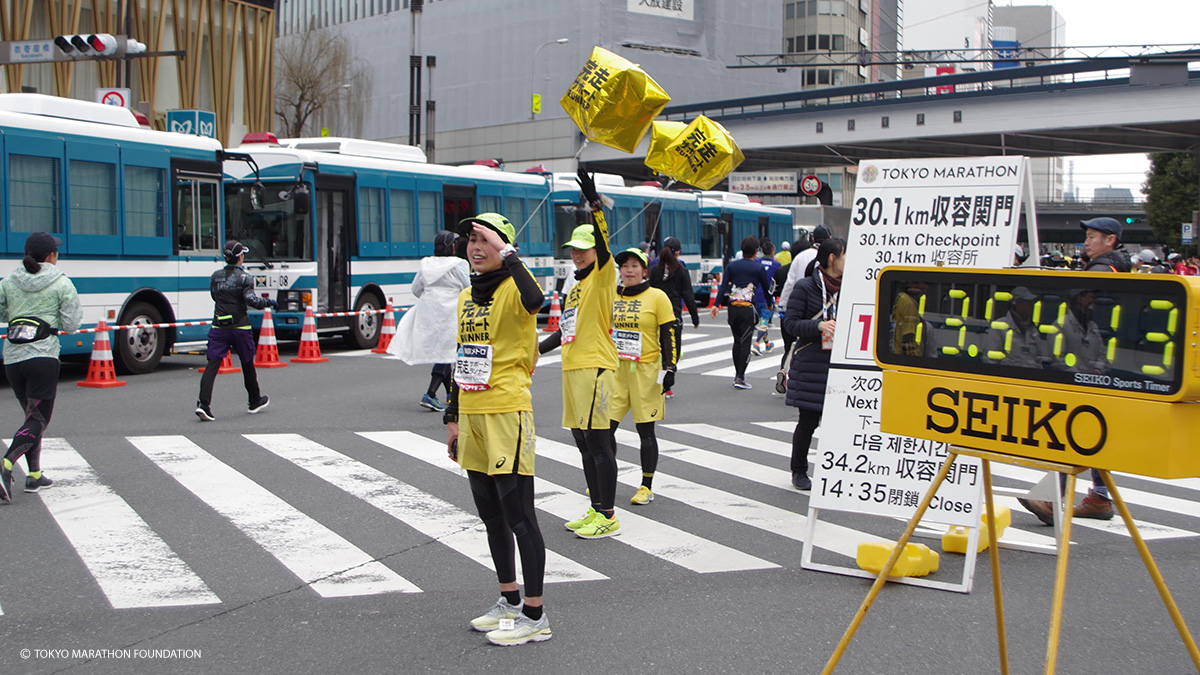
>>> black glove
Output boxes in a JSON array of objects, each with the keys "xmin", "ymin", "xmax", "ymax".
[
  {"xmin": 268, "ymin": 299, "xmax": 279, "ymax": 309},
  {"xmin": 577, "ymin": 168, "xmax": 600, "ymax": 208},
  {"xmin": 692, "ymin": 317, "xmax": 700, "ymax": 328},
  {"xmin": 661, "ymin": 370, "xmax": 675, "ymax": 393}
]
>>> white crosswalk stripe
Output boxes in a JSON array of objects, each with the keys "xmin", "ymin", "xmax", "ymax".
[
  {"xmin": 361, "ymin": 430, "xmax": 779, "ymax": 574},
  {"xmin": 128, "ymin": 435, "xmax": 419, "ymax": 597},
  {"xmin": 4, "ymin": 421, "xmax": 1196, "ymax": 615},
  {"xmin": 37, "ymin": 439, "xmax": 220, "ymax": 609},
  {"xmin": 246, "ymin": 433, "xmax": 606, "ymax": 584}
]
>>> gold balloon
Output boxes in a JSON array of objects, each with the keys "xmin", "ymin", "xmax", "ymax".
[
  {"xmin": 644, "ymin": 121, "xmax": 688, "ymax": 176},
  {"xmin": 561, "ymin": 46, "xmax": 671, "ymax": 154},
  {"xmin": 661, "ymin": 115, "xmax": 745, "ymax": 190}
]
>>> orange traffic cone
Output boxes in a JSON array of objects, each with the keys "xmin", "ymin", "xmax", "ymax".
[
  {"xmin": 543, "ymin": 291, "xmax": 561, "ymax": 333},
  {"xmin": 77, "ymin": 320, "xmax": 127, "ymax": 388},
  {"xmin": 254, "ymin": 308, "xmax": 288, "ymax": 368},
  {"xmin": 706, "ymin": 276, "xmax": 720, "ymax": 309},
  {"xmin": 372, "ymin": 301, "xmax": 396, "ymax": 354},
  {"xmin": 291, "ymin": 306, "xmax": 329, "ymax": 364}
]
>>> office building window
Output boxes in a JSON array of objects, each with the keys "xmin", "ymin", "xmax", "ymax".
[
  {"xmin": 786, "ymin": 2, "xmax": 795, "ymax": 19},
  {"xmin": 818, "ymin": 35, "xmax": 830, "ymax": 50},
  {"xmin": 786, "ymin": 37, "xmax": 795, "ymax": 53},
  {"xmin": 832, "ymin": 35, "xmax": 845, "ymax": 51}
]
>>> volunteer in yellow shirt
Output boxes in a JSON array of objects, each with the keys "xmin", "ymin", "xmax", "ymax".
[
  {"xmin": 539, "ymin": 169, "xmax": 621, "ymax": 540},
  {"xmin": 609, "ymin": 247, "xmax": 676, "ymax": 505},
  {"xmin": 444, "ymin": 213, "xmax": 551, "ymax": 646}
]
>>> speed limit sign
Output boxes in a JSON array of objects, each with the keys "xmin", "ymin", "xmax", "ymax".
[{"xmin": 800, "ymin": 174, "xmax": 822, "ymax": 196}]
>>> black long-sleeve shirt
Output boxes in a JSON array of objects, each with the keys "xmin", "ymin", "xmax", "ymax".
[{"xmin": 650, "ymin": 262, "xmax": 699, "ymax": 326}]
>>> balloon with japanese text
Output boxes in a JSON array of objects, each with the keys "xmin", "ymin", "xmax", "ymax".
[
  {"xmin": 561, "ymin": 46, "xmax": 671, "ymax": 154},
  {"xmin": 661, "ymin": 115, "xmax": 745, "ymax": 190},
  {"xmin": 644, "ymin": 120, "xmax": 688, "ymax": 176}
]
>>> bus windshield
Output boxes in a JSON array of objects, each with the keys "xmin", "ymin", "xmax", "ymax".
[{"xmin": 224, "ymin": 182, "xmax": 312, "ymax": 261}]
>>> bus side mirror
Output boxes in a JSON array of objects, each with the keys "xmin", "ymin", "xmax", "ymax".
[{"xmin": 292, "ymin": 184, "xmax": 311, "ymax": 215}]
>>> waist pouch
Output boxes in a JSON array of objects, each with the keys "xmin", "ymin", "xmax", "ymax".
[
  {"xmin": 214, "ymin": 314, "xmax": 236, "ymax": 328},
  {"xmin": 7, "ymin": 316, "xmax": 58, "ymax": 344}
]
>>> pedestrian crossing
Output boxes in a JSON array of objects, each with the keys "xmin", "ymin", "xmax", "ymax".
[{"xmin": 2, "ymin": 422, "xmax": 1197, "ymax": 615}]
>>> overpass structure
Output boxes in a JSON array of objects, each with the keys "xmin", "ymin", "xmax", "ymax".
[{"xmin": 580, "ymin": 51, "xmax": 1200, "ymax": 177}]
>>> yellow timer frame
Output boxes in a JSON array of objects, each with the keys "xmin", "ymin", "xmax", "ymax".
[{"xmin": 873, "ymin": 266, "xmax": 1200, "ymax": 478}]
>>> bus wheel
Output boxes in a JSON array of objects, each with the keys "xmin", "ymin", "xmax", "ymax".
[
  {"xmin": 347, "ymin": 293, "xmax": 381, "ymax": 349},
  {"xmin": 115, "ymin": 302, "xmax": 166, "ymax": 375}
]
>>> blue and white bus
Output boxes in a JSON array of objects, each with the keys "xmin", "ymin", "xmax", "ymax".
[
  {"xmin": 222, "ymin": 136, "xmax": 559, "ymax": 345},
  {"xmin": 0, "ymin": 94, "xmax": 228, "ymax": 373}
]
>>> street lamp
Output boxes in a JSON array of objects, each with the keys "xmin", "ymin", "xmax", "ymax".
[{"xmin": 531, "ymin": 38, "xmax": 569, "ymax": 120}]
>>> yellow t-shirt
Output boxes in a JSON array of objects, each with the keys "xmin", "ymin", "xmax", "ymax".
[
  {"xmin": 775, "ymin": 251, "xmax": 792, "ymax": 266},
  {"xmin": 561, "ymin": 210, "xmax": 619, "ymax": 372},
  {"xmin": 454, "ymin": 275, "xmax": 540, "ymax": 413},
  {"xmin": 612, "ymin": 287, "xmax": 675, "ymax": 363}
]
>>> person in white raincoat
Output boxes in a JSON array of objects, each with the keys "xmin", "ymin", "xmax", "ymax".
[{"xmin": 389, "ymin": 230, "xmax": 469, "ymax": 411}]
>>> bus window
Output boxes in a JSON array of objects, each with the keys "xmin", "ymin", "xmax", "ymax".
[
  {"xmin": 554, "ymin": 203, "xmax": 586, "ymax": 249},
  {"xmin": 69, "ymin": 160, "xmax": 117, "ymax": 236},
  {"xmin": 224, "ymin": 182, "xmax": 311, "ymax": 260},
  {"xmin": 177, "ymin": 178, "xmax": 219, "ymax": 251},
  {"xmin": 10, "ymin": 155, "xmax": 61, "ymax": 234},
  {"xmin": 125, "ymin": 166, "xmax": 168, "ymax": 237},
  {"xmin": 701, "ymin": 216, "xmax": 720, "ymax": 259},
  {"xmin": 417, "ymin": 189, "xmax": 441, "ymax": 245}
]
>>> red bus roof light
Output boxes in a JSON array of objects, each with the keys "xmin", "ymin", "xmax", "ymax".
[{"xmin": 241, "ymin": 132, "xmax": 280, "ymax": 145}]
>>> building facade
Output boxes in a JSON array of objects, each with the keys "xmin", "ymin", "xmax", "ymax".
[{"xmin": 0, "ymin": 0, "xmax": 275, "ymax": 145}]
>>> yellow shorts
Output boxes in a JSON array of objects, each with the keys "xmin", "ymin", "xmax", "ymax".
[
  {"xmin": 562, "ymin": 367, "xmax": 615, "ymax": 430},
  {"xmin": 610, "ymin": 359, "xmax": 665, "ymax": 424},
  {"xmin": 457, "ymin": 411, "xmax": 536, "ymax": 476}
]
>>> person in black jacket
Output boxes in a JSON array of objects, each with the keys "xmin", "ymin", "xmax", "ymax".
[
  {"xmin": 710, "ymin": 236, "xmax": 773, "ymax": 390},
  {"xmin": 783, "ymin": 237, "xmax": 846, "ymax": 490},
  {"xmin": 195, "ymin": 240, "xmax": 276, "ymax": 421},
  {"xmin": 649, "ymin": 237, "xmax": 698, "ymax": 398}
]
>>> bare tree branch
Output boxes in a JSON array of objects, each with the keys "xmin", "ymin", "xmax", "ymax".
[{"xmin": 274, "ymin": 25, "xmax": 371, "ymax": 138}]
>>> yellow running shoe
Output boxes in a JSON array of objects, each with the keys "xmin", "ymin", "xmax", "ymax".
[
  {"xmin": 630, "ymin": 486, "xmax": 654, "ymax": 505},
  {"xmin": 564, "ymin": 508, "xmax": 597, "ymax": 531},
  {"xmin": 575, "ymin": 513, "xmax": 621, "ymax": 539}
]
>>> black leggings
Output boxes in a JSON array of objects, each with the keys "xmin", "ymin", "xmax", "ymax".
[
  {"xmin": 468, "ymin": 471, "xmax": 546, "ymax": 597},
  {"xmin": 727, "ymin": 304, "xmax": 758, "ymax": 379},
  {"xmin": 6, "ymin": 357, "xmax": 60, "ymax": 473},
  {"xmin": 427, "ymin": 363, "xmax": 452, "ymax": 398},
  {"xmin": 791, "ymin": 408, "xmax": 822, "ymax": 475},
  {"xmin": 609, "ymin": 419, "xmax": 658, "ymax": 485},
  {"xmin": 6, "ymin": 398, "xmax": 54, "ymax": 473},
  {"xmin": 198, "ymin": 360, "xmax": 261, "ymax": 406},
  {"xmin": 571, "ymin": 427, "xmax": 617, "ymax": 512}
]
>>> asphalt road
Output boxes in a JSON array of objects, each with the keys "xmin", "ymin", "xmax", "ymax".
[{"xmin": 0, "ymin": 315, "xmax": 1197, "ymax": 675}]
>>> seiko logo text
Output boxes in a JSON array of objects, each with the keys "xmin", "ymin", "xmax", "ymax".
[{"xmin": 925, "ymin": 387, "xmax": 1107, "ymax": 456}]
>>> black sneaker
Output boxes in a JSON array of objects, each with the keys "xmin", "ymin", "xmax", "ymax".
[
  {"xmin": 775, "ymin": 371, "xmax": 787, "ymax": 394},
  {"xmin": 733, "ymin": 378, "xmax": 752, "ymax": 390},
  {"xmin": 25, "ymin": 474, "xmax": 53, "ymax": 493},
  {"xmin": 0, "ymin": 464, "xmax": 12, "ymax": 503},
  {"xmin": 792, "ymin": 472, "xmax": 812, "ymax": 491},
  {"xmin": 195, "ymin": 402, "xmax": 216, "ymax": 422},
  {"xmin": 248, "ymin": 396, "xmax": 270, "ymax": 414}
]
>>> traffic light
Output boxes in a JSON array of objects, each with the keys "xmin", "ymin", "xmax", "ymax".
[
  {"xmin": 1126, "ymin": 217, "xmax": 1135, "ymax": 224},
  {"xmin": 53, "ymin": 33, "xmax": 119, "ymax": 57}
]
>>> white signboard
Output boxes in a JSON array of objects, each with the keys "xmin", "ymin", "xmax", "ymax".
[
  {"xmin": 728, "ymin": 171, "xmax": 797, "ymax": 194},
  {"xmin": 810, "ymin": 156, "xmax": 1032, "ymax": 529},
  {"xmin": 628, "ymin": 0, "xmax": 693, "ymax": 21},
  {"xmin": 9, "ymin": 40, "xmax": 55, "ymax": 63}
]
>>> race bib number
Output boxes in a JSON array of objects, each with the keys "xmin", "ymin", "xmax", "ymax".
[
  {"xmin": 561, "ymin": 307, "xmax": 578, "ymax": 343},
  {"xmin": 454, "ymin": 344, "xmax": 494, "ymax": 391},
  {"xmin": 613, "ymin": 329, "xmax": 643, "ymax": 361}
]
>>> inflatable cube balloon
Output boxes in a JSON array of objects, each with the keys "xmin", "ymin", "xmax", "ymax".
[
  {"xmin": 561, "ymin": 46, "xmax": 671, "ymax": 154},
  {"xmin": 644, "ymin": 120, "xmax": 688, "ymax": 177},
  {"xmin": 662, "ymin": 115, "xmax": 745, "ymax": 190}
]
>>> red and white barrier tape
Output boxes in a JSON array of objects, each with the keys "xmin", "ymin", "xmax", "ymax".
[{"xmin": 3, "ymin": 307, "xmax": 411, "ymax": 338}]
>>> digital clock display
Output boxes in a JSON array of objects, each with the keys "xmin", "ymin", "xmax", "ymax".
[{"xmin": 875, "ymin": 268, "xmax": 1190, "ymax": 397}]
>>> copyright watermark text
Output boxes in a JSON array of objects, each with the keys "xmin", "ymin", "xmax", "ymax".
[{"xmin": 21, "ymin": 648, "xmax": 202, "ymax": 660}]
